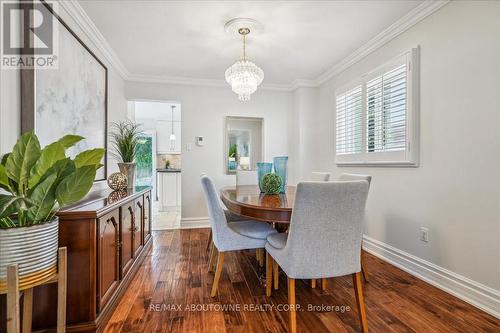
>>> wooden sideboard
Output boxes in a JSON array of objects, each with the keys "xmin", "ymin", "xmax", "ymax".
[{"xmin": 0, "ymin": 186, "xmax": 153, "ymax": 333}]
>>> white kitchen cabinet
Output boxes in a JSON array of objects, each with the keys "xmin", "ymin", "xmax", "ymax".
[
  {"xmin": 156, "ymin": 120, "xmax": 181, "ymax": 154},
  {"xmin": 159, "ymin": 172, "xmax": 181, "ymax": 210}
]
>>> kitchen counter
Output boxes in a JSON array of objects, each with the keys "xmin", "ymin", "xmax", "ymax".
[{"xmin": 156, "ymin": 168, "xmax": 181, "ymax": 173}]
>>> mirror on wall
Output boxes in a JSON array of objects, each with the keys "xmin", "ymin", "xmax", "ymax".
[{"xmin": 225, "ymin": 116, "xmax": 263, "ymax": 174}]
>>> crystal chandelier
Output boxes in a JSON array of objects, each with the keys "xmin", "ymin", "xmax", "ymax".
[{"xmin": 225, "ymin": 27, "xmax": 264, "ymax": 101}]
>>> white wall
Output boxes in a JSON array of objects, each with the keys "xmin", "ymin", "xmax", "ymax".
[
  {"xmin": 287, "ymin": 87, "xmax": 319, "ymax": 184},
  {"xmin": 125, "ymin": 82, "xmax": 290, "ymax": 219},
  {"xmin": 0, "ymin": 2, "xmax": 128, "ymax": 178},
  {"xmin": 308, "ymin": 1, "xmax": 500, "ymax": 291}
]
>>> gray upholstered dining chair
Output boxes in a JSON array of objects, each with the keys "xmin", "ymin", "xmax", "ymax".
[
  {"xmin": 339, "ymin": 173, "xmax": 372, "ymax": 282},
  {"xmin": 265, "ymin": 181, "xmax": 370, "ymax": 333},
  {"xmin": 309, "ymin": 171, "xmax": 332, "ymax": 289},
  {"xmin": 200, "ymin": 174, "xmax": 277, "ymax": 297},
  {"xmin": 236, "ymin": 169, "xmax": 265, "ymax": 265},
  {"xmin": 311, "ymin": 172, "xmax": 331, "ymax": 181},
  {"xmin": 202, "ymin": 172, "xmax": 247, "ymax": 251}
]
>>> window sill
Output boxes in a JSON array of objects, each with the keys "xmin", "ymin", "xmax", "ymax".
[{"xmin": 335, "ymin": 161, "xmax": 419, "ymax": 167}]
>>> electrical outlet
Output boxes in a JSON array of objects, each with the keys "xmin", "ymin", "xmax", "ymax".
[{"xmin": 420, "ymin": 227, "xmax": 429, "ymax": 242}]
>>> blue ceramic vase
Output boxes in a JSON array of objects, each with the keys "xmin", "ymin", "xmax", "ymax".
[{"xmin": 273, "ymin": 156, "xmax": 288, "ymax": 193}]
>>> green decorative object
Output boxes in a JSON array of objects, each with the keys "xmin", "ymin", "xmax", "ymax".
[
  {"xmin": 260, "ymin": 173, "xmax": 282, "ymax": 195},
  {"xmin": 107, "ymin": 172, "xmax": 128, "ymax": 190},
  {"xmin": 0, "ymin": 131, "xmax": 105, "ymax": 228}
]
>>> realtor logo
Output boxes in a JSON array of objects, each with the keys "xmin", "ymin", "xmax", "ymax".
[{"xmin": 1, "ymin": 0, "xmax": 58, "ymax": 69}]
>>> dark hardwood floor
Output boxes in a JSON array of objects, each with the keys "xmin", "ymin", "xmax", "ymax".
[{"xmin": 103, "ymin": 229, "xmax": 500, "ymax": 333}]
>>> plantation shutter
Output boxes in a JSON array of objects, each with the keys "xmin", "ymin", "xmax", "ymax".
[
  {"xmin": 366, "ymin": 64, "xmax": 407, "ymax": 153},
  {"xmin": 335, "ymin": 86, "xmax": 362, "ymax": 155},
  {"xmin": 334, "ymin": 48, "xmax": 418, "ymax": 166}
]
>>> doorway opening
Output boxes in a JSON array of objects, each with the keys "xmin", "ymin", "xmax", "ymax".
[{"xmin": 128, "ymin": 100, "xmax": 182, "ymax": 230}]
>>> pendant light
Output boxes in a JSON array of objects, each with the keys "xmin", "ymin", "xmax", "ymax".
[
  {"xmin": 169, "ymin": 105, "xmax": 176, "ymax": 142},
  {"xmin": 225, "ymin": 19, "xmax": 264, "ymax": 101}
]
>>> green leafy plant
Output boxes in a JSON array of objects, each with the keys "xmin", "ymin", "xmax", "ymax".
[
  {"xmin": 228, "ymin": 144, "xmax": 238, "ymax": 158},
  {"xmin": 110, "ymin": 121, "xmax": 142, "ymax": 163},
  {"xmin": 260, "ymin": 173, "xmax": 282, "ymax": 195},
  {"xmin": 0, "ymin": 131, "xmax": 104, "ymax": 228}
]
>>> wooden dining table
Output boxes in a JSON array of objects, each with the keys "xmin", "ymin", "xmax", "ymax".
[{"xmin": 220, "ymin": 185, "xmax": 296, "ymax": 224}]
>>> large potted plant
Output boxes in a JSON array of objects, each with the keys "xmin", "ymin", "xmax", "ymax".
[
  {"xmin": 109, "ymin": 120, "xmax": 142, "ymax": 189},
  {"xmin": 0, "ymin": 131, "xmax": 104, "ymax": 293}
]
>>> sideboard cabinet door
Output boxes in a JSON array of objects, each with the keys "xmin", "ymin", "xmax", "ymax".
[
  {"xmin": 134, "ymin": 198, "xmax": 144, "ymax": 256},
  {"xmin": 120, "ymin": 202, "xmax": 135, "ymax": 278},
  {"xmin": 144, "ymin": 193, "xmax": 152, "ymax": 243},
  {"xmin": 97, "ymin": 210, "xmax": 120, "ymax": 311}
]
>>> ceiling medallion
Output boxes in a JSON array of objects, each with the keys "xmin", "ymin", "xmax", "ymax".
[{"xmin": 224, "ymin": 18, "xmax": 264, "ymax": 101}]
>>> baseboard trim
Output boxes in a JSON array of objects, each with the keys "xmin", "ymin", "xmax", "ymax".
[
  {"xmin": 363, "ymin": 235, "xmax": 500, "ymax": 319},
  {"xmin": 180, "ymin": 217, "xmax": 210, "ymax": 229}
]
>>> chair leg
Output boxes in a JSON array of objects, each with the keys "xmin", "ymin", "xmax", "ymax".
[
  {"xmin": 57, "ymin": 247, "xmax": 67, "ymax": 333},
  {"xmin": 288, "ymin": 278, "xmax": 297, "ymax": 333},
  {"xmin": 7, "ymin": 265, "xmax": 20, "ymax": 333},
  {"xmin": 208, "ymin": 243, "xmax": 217, "ymax": 273},
  {"xmin": 321, "ymin": 278, "xmax": 327, "ymax": 290},
  {"xmin": 361, "ymin": 252, "xmax": 369, "ymax": 283},
  {"xmin": 22, "ymin": 288, "xmax": 33, "ymax": 333},
  {"xmin": 211, "ymin": 252, "xmax": 225, "ymax": 297},
  {"xmin": 206, "ymin": 229, "xmax": 212, "ymax": 251},
  {"xmin": 273, "ymin": 261, "xmax": 279, "ymax": 290},
  {"xmin": 256, "ymin": 248, "xmax": 264, "ymax": 267},
  {"xmin": 311, "ymin": 279, "xmax": 316, "ymax": 289},
  {"xmin": 266, "ymin": 252, "xmax": 273, "ymax": 297},
  {"xmin": 353, "ymin": 272, "xmax": 368, "ymax": 333}
]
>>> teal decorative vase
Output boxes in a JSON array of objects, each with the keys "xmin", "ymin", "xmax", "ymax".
[
  {"xmin": 256, "ymin": 162, "xmax": 273, "ymax": 192},
  {"xmin": 273, "ymin": 156, "xmax": 288, "ymax": 193}
]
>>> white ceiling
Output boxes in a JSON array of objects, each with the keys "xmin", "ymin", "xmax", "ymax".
[{"xmin": 78, "ymin": 0, "xmax": 423, "ymax": 85}]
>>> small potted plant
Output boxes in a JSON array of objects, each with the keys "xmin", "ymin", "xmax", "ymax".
[
  {"xmin": 228, "ymin": 144, "xmax": 238, "ymax": 171},
  {"xmin": 0, "ymin": 131, "xmax": 104, "ymax": 293},
  {"xmin": 109, "ymin": 120, "xmax": 142, "ymax": 189}
]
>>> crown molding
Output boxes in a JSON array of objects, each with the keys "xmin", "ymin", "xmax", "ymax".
[
  {"xmin": 59, "ymin": 0, "xmax": 449, "ymax": 91},
  {"xmin": 290, "ymin": 79, "xmax": 318, "ymax": 91},
  {"xmin": 315, "ymin": 0, "xmax": 450, "ymax": 86},
  {"xmin": 58, "ymin": 0, "xmax": 130, "ymax": 79},
  {"xmin": 126, "ymin": 74, "xmax": 292, "ymax": 91}
]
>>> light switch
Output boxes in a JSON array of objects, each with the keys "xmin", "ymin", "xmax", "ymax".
[
  {"xmin": 196, "ymin": 136, "xmax": 205, "ymax": 146},
  {"xmin": 186, "ymin": 143, "xmax": 192, "ymax": 151}
]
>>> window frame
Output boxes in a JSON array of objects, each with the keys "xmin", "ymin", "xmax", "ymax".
[{"xmin": 334, "ymin": 47, "xmax": 420, "ymax": 167}]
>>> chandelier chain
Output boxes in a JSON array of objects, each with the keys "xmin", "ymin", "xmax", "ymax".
[{"xmin": 242, "ymin": 34, "xmax": 246, "ymax": 60}]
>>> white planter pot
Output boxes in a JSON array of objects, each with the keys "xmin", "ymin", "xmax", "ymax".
[
  {"xmin": 118, "ymin": 162, "xmax": 136, "ymax": 189},
  {"xmin": 0, "ymin": 218, "xmax": 59, "ymax": 293}
]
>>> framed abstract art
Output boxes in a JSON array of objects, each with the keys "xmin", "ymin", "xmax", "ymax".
[{"xmin": 21, "ymin": 0, "xmax": 108, "ymax": 181}]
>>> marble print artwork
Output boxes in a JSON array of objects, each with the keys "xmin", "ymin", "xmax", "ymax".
[{"xmin": 36, "ymin": 23, "xmax": 106, "ymax": 180}]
